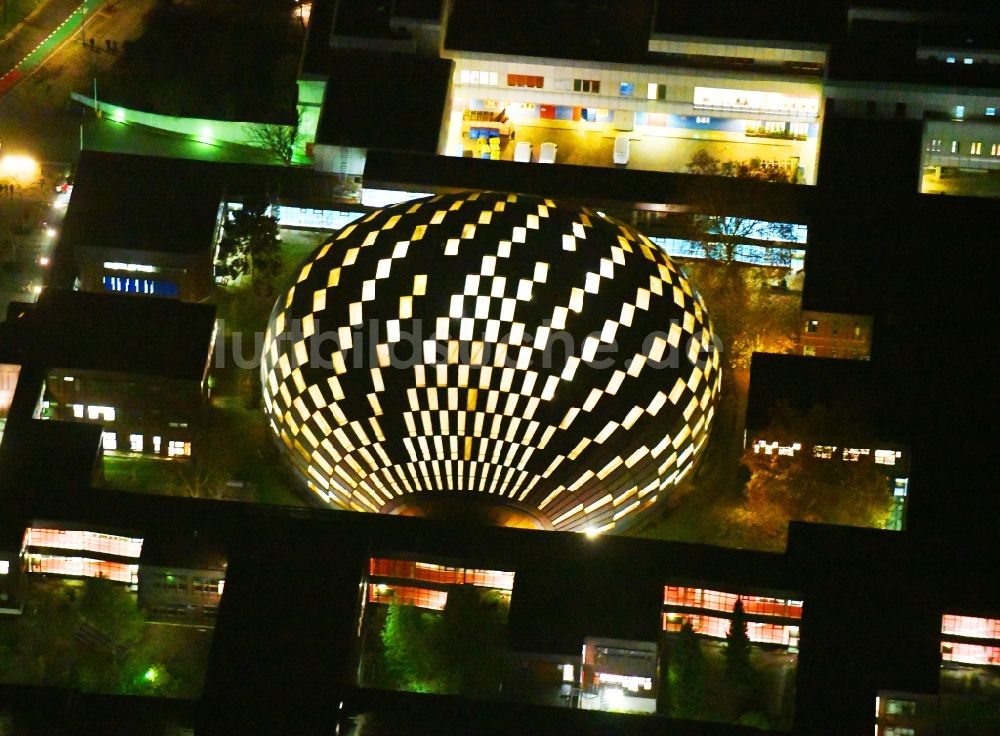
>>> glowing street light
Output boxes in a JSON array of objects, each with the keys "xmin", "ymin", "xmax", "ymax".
[{"xmin": 0, "ymin": 154, "xmax": 39, "ymax": 187}]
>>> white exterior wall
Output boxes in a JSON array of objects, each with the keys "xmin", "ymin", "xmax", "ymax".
[
  {"xmin": 922, "ymin": 119, "xmax": 1000, "ymax": 170},
  {"xmin": 825, "ymin": 80, "xmax": 1000, "ymax": 120},
  {"xmin": 649, "ymin": 35, "xmax": 827, "ymax": 67},
  {"xmin": 444, "ymin": 51, "xmax": 823, "ymax": 122}
]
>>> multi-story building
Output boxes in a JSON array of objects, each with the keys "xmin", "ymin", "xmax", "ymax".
[
  {"xmin": 0, "ymin": 289, "xmax": 217, "ymax": 459},
  {"xmin": 799, "ymin": 310, "xmax": 873, "ymax": 360},
  {"xmin": 62, "ymin": 152, "xmax": 224, "ymax": 302}
]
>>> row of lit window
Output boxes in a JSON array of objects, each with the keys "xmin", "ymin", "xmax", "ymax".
[
  {"xmin": 752, "ymin": 440, "xmax": 901, "ymax": 465},
  {"xmin": 26, "ymin": 554, "xmax": 138, "ymax": 585},
  {"xmin": 593, "ymin": 673, "xmax": 652, "ymax": 692},
  {"xmin": 23, "ymin": 528, "xmax": 144, "ymax": 559},
  {"xmin": 102, "ymin": 261, "xmax": 160, "ymax": 273},
  {"xmin": 664, "ymin": 586, "xmax": 803, "ymax": 620},
  {"xmin": 369, "ymin": 558, "xmax": 515, "ymax": 591},
  {"xmin": 457, "ymin": 71, "xmax": 819, "ymax": 116},
  {"xmin": 926, "ymin": 139, "xmax": 1000, "ymax": 155},
  {"xmin": 941, "ymin": 614, "xmax": 1000, "ymax": 641},
  {"xmin": 804, "ymin": 319, "xmax": 864, "ymax": 338},
  {"xmin": 69, "ymin": 404, "xmax": 115, "ymax": 422},
  {"xmin": 664, "ymin": 613, "xmax": 800, "ymax": 646},
  {"xmin": 941, "ymin": 641, "xmax": 1000, "ymax": 667},
  {"xmin": 101, "ymin": 432, "xmax": 190, "ymax": 456},
  {"xmin": 368, "ymin": 583, "xmax": 448, "ymax": 611}
]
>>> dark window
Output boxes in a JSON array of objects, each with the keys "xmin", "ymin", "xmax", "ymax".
[{"xmin": 507, "ymin": 74, "xmax": 543, "ymax": 88}]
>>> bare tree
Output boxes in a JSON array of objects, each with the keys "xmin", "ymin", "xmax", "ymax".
[{"xmin": 245, "ymin": 114, "xmax": 300, "ymax": 166}]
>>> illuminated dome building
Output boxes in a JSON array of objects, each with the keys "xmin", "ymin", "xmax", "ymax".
[{"xmin": 261, "ymin": 192, "xmax": 720, "ymax": 533}]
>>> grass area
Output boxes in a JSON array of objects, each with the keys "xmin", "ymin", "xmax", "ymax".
[
  {"xmin": 0, "ymin": 579, "xmax": 212, "ymax": 699},
  {"xmin": 663, "ymin": 636, "xmax": 796, "ymax": 729},
  {"xmin": 921, "ymin": 169, "xmax": 1000, "ymax": 199},
  {"xmin": 0, "ymin": 0, "xmax": 44, "ymax": 36},
  {"xmin": 628, "ymin": 380, "xmax": 749, "ymax": 546},
  {"xmin": 102, "ymin": 455, "xmax": 181, "ymax": 495}
]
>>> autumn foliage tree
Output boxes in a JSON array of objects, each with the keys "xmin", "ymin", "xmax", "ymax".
[{"xmin": 729, "ymin": 404, "xmax": 895, "ymax": 550}]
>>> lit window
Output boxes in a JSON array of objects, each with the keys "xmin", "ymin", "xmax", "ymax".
[
  {"xmin": 987, "ymin": 107, "xmax": 997, "ymax": 116},
  {"xmin": 647, "ymin": 82, "xmax": 658, "ymax": 100},
  {"xmin": 101, "ymin": 432, "xmax": 117, "ymax": 450},
  {"xmin": 951, "ymin": 140, "xmax": 958, "ymax": 153},
  {"xmin": 129, "ymin": 434, "xmax": 143, "ymax": 452},
  {"xmin": 0, "ymin": 560, "xmax": 8, "ymax": 575},
  {"xmin": 152, "ymin": 435, "xmax": 161, "ymax": 453},
  {"xmin": 971, "ymin": 142, "xmax": 982, "ymax": 155},
  {"xmin": 964, "ymin": 57, "xmax": 973, "ymax": 64},
  {"xmin": 803, "ymin": 346, "xmax": 816, "ymax": 356},
  {"xmin": 954, "ymin": 105, "xmax": 965, "ymax": 119},
  {"xmin": 806, "ymin": 319, "xmax": 819, "ymax": 333},
  {"xmin": 168, "ymin": 440, "xmax": 191, "ymax": 457},
  {"xmin": 946, "ymin": 56, "xmax": 956, "ymax": 63},
  {"xmin": 507, "ymin": 74, "xmax": 543, "ymax": 88},
  {"xmin": 854, "ymin": 324, "xmax": 862, "ymax": 338},
  {"xmin": 619, "ymin": 81, "xmax": 633, "ymax": 97},
  {"xmin": 71, "ymin": 404, "xmax": 84, "ymax": 418},
  {"xmin": 87, "ymin": 405, "xmax": 115, "ymax": 422},
  {"xmin": 874, "ymin": 449, "xmax": 899, "ymax": 466},
  {"xmin": 885, "ymin": 699, "xmax": 917, "ymax": 716}
]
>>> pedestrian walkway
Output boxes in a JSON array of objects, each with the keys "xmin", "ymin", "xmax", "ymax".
[{"xmin": 0, "ymin": 0, "xmax": 103, "ymax": 97}]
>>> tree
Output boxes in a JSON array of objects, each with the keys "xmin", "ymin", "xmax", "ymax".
[
  {"xmin": 676, "ymin": 149, "xmax": 804, "ymax": 376},
  {"xmin": 378, "ymin": 587, "xmax": 508, "ymax": 697},
  {"xmin": 724, "ymin": 599, "xmax": 753, "ymax": 686},
  {"xmin": 434, "ymin": 587, "xmax": 507, "ymax": 697},
  {"xmin": 666, "ymin": 620, "xmax": 705, "ymax": 719},
  {"xmin": 730, "ymin": 404, "xmax": 895, "ymax": 550},
  {"xmin": 216, "ymin": 197, "xmax": 282, "ymax": 299},
  {"xmin": 380, "ymin": 601, "xmax": 440, "ymax": 692},
  {"xmin": 245, "ymin": 116, "xmax": 300, "ymax": 166},
  {"xmin": 682, "ymin": 149, "xmax": 798, "ymax": 266},
  {"xmin": 683, "ymin": 261, "xmax": 800, "ymax": 375}
]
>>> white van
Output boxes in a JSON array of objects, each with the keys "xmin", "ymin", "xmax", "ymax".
[{"xmin": 613, "ymin": 135, "xmax": 630, "ymax": 165}]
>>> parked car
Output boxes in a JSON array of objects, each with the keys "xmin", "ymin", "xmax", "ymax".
[
  {"xmin": 538, "ymin": 142, "xmax": 558, "ymax": 164},
  {"xmin": 514, "ymin": 141, "xmax": 532, "ymax": 162},
  {"xmin": 613, "ymin": 135, "xmax": 630, "ymax": 165}
]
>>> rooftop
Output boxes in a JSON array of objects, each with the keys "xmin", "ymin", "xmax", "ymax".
[
  {"xmin": 0, "ymin": 289, "xmax": 217, "ymax": 383},
  {"xmin": 61, "ymin": 150, "xmax": 225, "ymax": 256},
  {"xmin": 0, "ymin": 419, "xmax": 103, "ymax": 497},
  {"xmin": 315, "ymin": 50, "xmax": 451, "ymax": 152},
  {"xmin": 653, "ymin": 0, "xmax": 843, "ymax": 45},
  {"xmin": 744, "ymin": 352, "xmax": 886, "ymax": 439},
  {"xmin": 444, "ymin": 0, "xmax": 655, "ymax": 64}
]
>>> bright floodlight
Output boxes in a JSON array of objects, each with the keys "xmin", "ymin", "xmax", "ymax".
[
  {"xmin": 0, "ymin": 154, "xmax": 39, "ymax": 185},
  {"xmin": 261, "ymin": 192, "xmax": 720, "ymax": 533}
]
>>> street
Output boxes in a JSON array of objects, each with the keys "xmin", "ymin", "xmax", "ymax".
[{"xmin": 0, "ymin": 0, "xmax": 156, "ymax": 162}]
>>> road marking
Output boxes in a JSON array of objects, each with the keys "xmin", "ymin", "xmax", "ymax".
[{"xmin": 0, "ymin": 0, "xmax": 104, "ymax": 97}]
